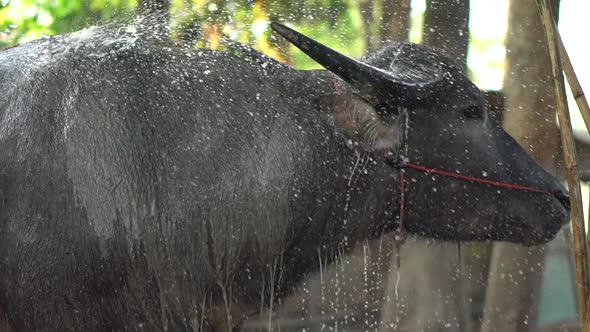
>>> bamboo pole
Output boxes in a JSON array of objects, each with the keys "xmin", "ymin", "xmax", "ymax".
[
  {"xmin": 535, "ymin": 0, "xmax": 589, "ymax": 328},
  {"xmin": 557, "ymin": 40, "xmax": 590, "ymax": 313}
]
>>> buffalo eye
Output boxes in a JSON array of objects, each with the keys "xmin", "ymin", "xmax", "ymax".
[{"xmin": 462, "ymin": 106, "xmax": 482, "ymax": 119}]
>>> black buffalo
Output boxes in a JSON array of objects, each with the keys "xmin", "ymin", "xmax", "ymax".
[{"xmin": 0, "ymin": 23, "xmax": 569, "ymax": 331}]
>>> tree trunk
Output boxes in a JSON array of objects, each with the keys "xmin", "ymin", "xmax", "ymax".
[
  {"xmin": 423, "ymin": 0, "xmax": 470, "ymax": 64},
  {"xmin": 481, "ymin": 1, "xmax": 563, "ymax": 331},
  {"xmin": 137, "ymin": 0, "xmax": 170, "ymax": 39},
  {"xmin": 381, "ymin": 0, "xmax": 411, "ymax": 44},
  {"xmin": 361, "ymin": 0, "xmax": 411, "ymax": 51}
]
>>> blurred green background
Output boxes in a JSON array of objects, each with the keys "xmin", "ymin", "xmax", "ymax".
[{"xmin": 0, "ymin": 0, "xmax": 509, "ymax": 89}]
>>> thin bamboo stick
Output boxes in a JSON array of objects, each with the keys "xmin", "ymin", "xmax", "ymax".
[
  {"xmin": 535, "ymin": 0, "xmax": 589, "ymax": 328},
  {"xmin": 557, "ymin": 40, "xmax": 590, "ymax": 315},
  {"xmin": 557, "ymin": 24, "xmax": 590, "ymax": 331}
]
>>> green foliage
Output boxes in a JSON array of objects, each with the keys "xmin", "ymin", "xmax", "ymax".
[
  {"xmin": 0, "ymin": 0, "xmax": 136, "ymax": 48},
  {"xmin": 0, "ymin": 0, "xmax": 507, "ymax": 89},
  {"xmin": 0, "ymin": 0, "xmax": 368, "ymax": 67}
]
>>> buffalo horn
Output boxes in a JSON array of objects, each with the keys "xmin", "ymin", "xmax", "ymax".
[{"xmin": 271, "ymin": 22, "xmax": 446, "ymax": 107}]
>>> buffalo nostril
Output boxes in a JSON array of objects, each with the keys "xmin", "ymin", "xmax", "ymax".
[{"xmin": 553, "ymin": 190, "xmax": 571, "ymax": 210}]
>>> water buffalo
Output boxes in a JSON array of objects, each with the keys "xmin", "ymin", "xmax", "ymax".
[{"xmin": 0, "ymin": 23, "xmax": 569, "ymax": 331}]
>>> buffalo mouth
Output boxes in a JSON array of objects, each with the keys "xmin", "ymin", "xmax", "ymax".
[
  {"xmin": 486, "ymin": 190, "xmax": 570, "ymax": 245},
  {"xmin": 498, "ymin": 197, "xmax": 570, "ymax": 246},
  {"xmin": 408, "ymin": 193, "xmax": 570, "ymax": 245},
  {"xmin": 504, "ymin": 199, "xmax": 569, "ymax": 245},
  {"xmin": 506, "ymin": 219, "xmax": 564, "ymax": 246}
]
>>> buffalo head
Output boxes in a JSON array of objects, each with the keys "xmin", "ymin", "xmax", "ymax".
[{"xmin": 272, "ymin": 23, "xmax": 570, "ymax": 245}]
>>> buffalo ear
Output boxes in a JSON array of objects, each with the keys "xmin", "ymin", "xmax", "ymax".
[{"xmin": 323, "ymin": 93, "xmax": 402, "ymax": 152}]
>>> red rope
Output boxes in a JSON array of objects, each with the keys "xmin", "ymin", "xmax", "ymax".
[
  {"xmin": 328, "ymin": 75, "xmax": 555, "ymax": 237},
  {"xmin": 404, "ymin": 162, "xmax": 553, "ymax": 196}
]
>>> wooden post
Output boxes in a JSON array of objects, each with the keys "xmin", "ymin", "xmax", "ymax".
[
  {"xmin": 381, "ymin": 0, "xmax": 411, "ymax": 43},
  {"xmin": 481, "ymin": 1, "xmax": 564, "ymax": 331},
  {"xmin": 536, "ymin": 0, "xmax": 589, "ymax": 329},
  {"xmin": 423, "ymin": 0, "xmax": 470, "ymax": 64}
]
